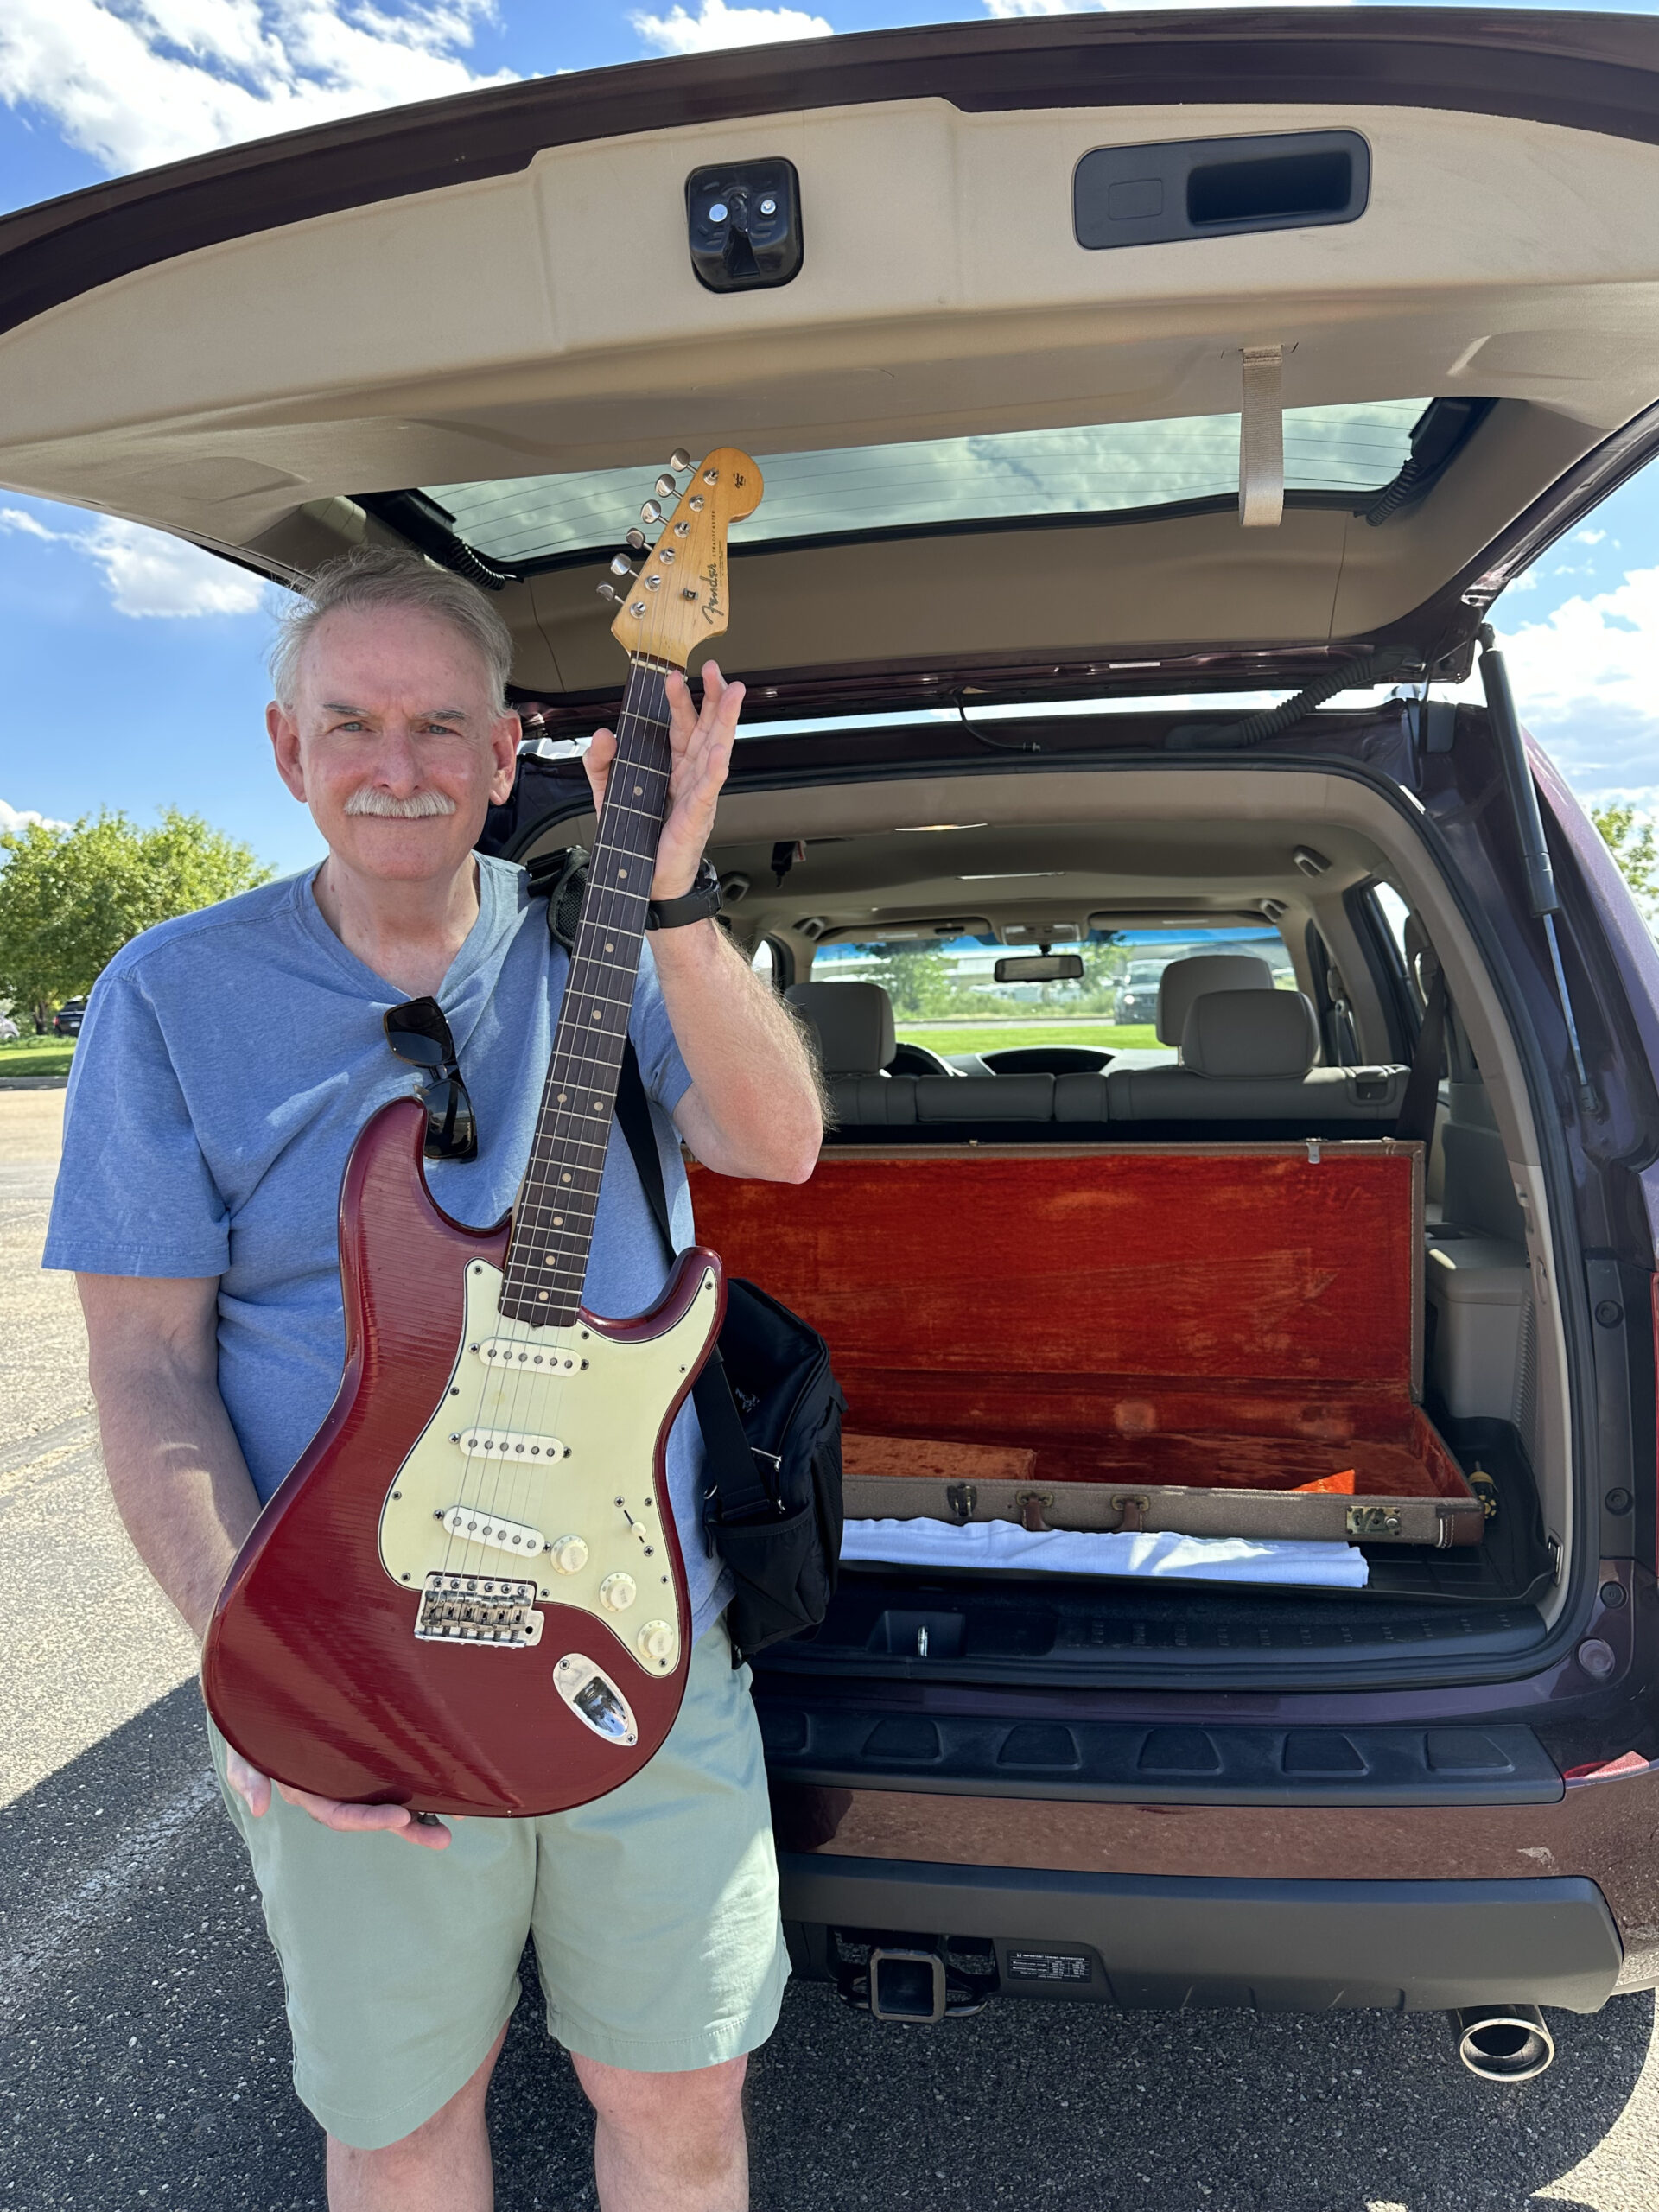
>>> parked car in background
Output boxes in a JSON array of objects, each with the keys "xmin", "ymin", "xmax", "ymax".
[
  {"xmin": 0, "ymin": 1016, "xmax": 18, "ymax": 1042},
  {"xmin": 1115, "ymin": 961, "xmax": 1167, "ymax": 1026},
  {"xmin": 6, "ymin": 5, "xmax": 1659, "ymax": 2083},
  {"xmin": 51, "ymin": 999, "xmax": 86, "ymax": 1038}
]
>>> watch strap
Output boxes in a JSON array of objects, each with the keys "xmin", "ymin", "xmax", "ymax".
[{"xmin": 645, "ymin": 856, "xmax": 722, "ymax": 931}]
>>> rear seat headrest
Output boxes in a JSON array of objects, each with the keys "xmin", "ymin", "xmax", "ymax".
[
  {"xmin": 1155, "ymin": 953, "xmax": 1274, "ymax": 1045},
  {"xmin": 1182, "ymin": 988, "xmax": 1319, "ymax": 1078},
  {"xmin": 785, "ymin": 982, "xmax": 895, "ymax": 1075}
]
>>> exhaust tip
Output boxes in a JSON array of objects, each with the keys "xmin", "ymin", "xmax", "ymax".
[{"xmin": 1451, "ymin": 2005, "xmax": 1555, "ymax": 2082}]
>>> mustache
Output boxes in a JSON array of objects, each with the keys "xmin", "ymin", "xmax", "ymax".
[{"xmin": 341, "ymin": 787, "xmax": 459, "ymax": 820}]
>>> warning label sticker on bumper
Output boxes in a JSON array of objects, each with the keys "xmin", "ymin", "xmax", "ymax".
[{"xmin": 1007, "ymin": 1951, "xmax": 1090, "ymax": 1982}]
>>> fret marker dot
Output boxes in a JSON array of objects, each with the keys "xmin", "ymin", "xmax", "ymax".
[
  {"xmin": 561, "ymin": 1173, "xmax": 572, "ymax": 1184},
  {"xmin": 633, "ymin": 785, "xmax": 644, "ymax": 796},
  {"xmin": 557, "ymin": 1092, "xmax": 568, "ymax": 1104},
  {"xmin": 605, "ymin": 942, "xmax": 614, "ymax": 953},
  {"xmin": 538, "ymin": 1290, "xmax": 550, "ymax": 1302},
  {"xmin": 592, "ymin": 1010, "xmax": 601, "ymax": 1021},
  {"xmin": 554, "ymin": 1215, "xmax": 564, "ymax": 1226}
]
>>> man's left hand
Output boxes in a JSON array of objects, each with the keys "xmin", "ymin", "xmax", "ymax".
[{"xmin": 582, "ymin": 660, "xmax": 742, "ymax": 900}]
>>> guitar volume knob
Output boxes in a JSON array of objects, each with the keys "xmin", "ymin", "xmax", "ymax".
[
  {"xmin": 638, "ymin": 1620, "xmax": 677, "ymax": 1664},
  {"xmin": 550, "ymin": 1535, "xmax": 589, "ymax": 1576},
  {"xmin": 600, "ymin": 1573, "xmax": 638, "ymax": 1611}
]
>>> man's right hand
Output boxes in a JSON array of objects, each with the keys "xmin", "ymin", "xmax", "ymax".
[{"xmin": 225, "ymin": 1744, "xmax": 452, "ymax": 1850}]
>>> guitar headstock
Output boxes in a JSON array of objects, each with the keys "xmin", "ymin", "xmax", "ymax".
[{"xmin": 601, "ymin": 448, "xmax": 762, "ymax": 666}]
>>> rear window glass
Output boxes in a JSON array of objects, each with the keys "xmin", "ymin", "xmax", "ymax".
[
  {"xmin": 422, "ymin": 400, "xmax": 1427, "ymax": 565},
  {"xmin": 810, "ymin": 925, "xmax": 1294, "ymax": 1059}
]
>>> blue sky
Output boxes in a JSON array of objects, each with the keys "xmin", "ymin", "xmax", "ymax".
[{"xmin": 2, "ymin": 0, "xmax": 1656, "ymax": 879}]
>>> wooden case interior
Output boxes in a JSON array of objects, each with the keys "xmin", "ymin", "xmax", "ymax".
[{"xmin": 688, "ymin": 1144, "xmax": 1475, "ymax": 1516}]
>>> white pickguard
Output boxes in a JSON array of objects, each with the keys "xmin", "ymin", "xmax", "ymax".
[{"xmin": 378, "ymin": 1255, "xmax": 720, "ymax": 1675}]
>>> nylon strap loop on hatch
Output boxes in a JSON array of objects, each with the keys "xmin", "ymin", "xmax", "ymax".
[{"xmin": 1240, "ymin": 346, "xmax": 1284, "ymax": 528}]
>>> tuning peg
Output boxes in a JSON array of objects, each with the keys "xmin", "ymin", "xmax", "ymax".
[
  {"xmin": 669, "ymin": 448, "xmax": 691, "ymax": 472},
  {"xmin": 608, "ymin": 554, "xmax": 637, "ymax": 579},
  {"xmin": 653, "ymin": 473, "xmax": 678, "ymax": 499},
  {"xmin": 640, "ymin": 499, "xmax": 664, "ymax": 524},
  {"xmin": 596, "ymin": 582, "xmax": 622, "ymax": 603},
  {"xmin": 626, "ymin": 527, "xmax": 648, "ymax": 553}
]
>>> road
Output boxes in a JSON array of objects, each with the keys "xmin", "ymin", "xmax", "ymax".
[{"xmin": 3, "ymin": 1088, "xmax": 1659, "ymax": 2211}]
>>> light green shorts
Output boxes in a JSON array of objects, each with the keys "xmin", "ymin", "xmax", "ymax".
[{"xmin": 209, "ymin": 1623, "xmax": 787, "ymax": 2151}]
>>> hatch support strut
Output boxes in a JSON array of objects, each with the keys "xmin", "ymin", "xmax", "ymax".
[{"xmin": 1477, "ymin": 625, "xmax": 1599, "ymax": 1118}]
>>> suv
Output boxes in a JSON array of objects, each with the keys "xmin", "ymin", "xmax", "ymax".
[
  {"xmin": 1115, "ymin": 962, "xmax": 1167, "ymax": 1027},
  {"xmin": 51, "ymin": 998, "xmax": 86, "ymax": 1038},
  {"xmin": 8, "ymin": 10, "xmax": 1657, "ymax": 2069}
]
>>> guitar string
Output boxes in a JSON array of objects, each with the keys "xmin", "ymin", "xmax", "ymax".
[
  {"xmin": 482, "ymin": 654, "xmax": 660, "ymax": 1572},
  {"xmin": 441, "ymin": 477, "xmax": 703, "ymax": 1628},
  {"xmin": 465, "ymin": 645, "xmax": 676, "ymax": 1591},
  {"xmin": 444, "ymin": 652, "xmax": 659, "ymax": 1580}
]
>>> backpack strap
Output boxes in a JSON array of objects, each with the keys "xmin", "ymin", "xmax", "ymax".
[{"xmin": 614, "ymin": 1040, "xmax": 779, "ymax": 1523}]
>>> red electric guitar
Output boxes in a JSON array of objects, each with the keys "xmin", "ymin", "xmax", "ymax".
[{"xmin": 202, "ymin": 450, "xmax": 763, "ymax": 1817}]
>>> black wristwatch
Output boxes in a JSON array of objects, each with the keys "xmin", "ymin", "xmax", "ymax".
[{"xmin": 645, "ymin": 857, "xmax": 722, "ymax": 931}]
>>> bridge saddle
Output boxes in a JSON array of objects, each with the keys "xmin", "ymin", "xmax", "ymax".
[{"xmin": 413, "ymin": 1572, "xmax": 543, "ymax": 1648}]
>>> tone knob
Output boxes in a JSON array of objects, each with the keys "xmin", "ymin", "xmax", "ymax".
[
  {"xmin": 600, "ymin": 1573, "xmax": 638, "ymax": 1611},
  {"xmin": 638, "ymin": 1620, "xmax": 677, "ymax": 1664},
  {"xmin": 550, "ymin": 1535, "xmax": 588, "ymax": 1576}
]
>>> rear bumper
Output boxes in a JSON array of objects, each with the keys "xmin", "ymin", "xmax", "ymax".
[{"xmin": 781, "ymin": 1853, "xmax": 1624, "ymax": 2014}]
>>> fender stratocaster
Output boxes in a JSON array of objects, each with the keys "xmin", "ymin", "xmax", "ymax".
[{"xmin": 202, "ymin": 450, "xmax": 762, "ymax": 1816}]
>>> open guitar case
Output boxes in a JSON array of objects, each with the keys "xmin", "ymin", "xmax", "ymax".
[{"xmin": 690, "ymin": 1139, "xmax": 1488, "ymax": 1558}]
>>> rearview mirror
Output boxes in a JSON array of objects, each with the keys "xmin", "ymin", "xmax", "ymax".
[{"xmin": 993, "ymin": 953, "xmax": 1084, "ymax": 982}]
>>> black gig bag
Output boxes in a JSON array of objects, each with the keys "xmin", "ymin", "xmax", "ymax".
[
  {"xmin": 614, "ymin": 1045, "xmax": 844, "ymax": 1660},
  {"xmin": 529, "ymin": 849, "xmax": 844, "ymax": 1658}
]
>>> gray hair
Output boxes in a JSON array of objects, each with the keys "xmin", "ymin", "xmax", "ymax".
[{"xmin": 269, "ymin": 544, "xmax": 514, "ymax": 714}]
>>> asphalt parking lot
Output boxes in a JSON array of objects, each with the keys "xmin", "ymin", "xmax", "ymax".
[{"xmin": 4, "ymin": 1088, "xmax": 1659, "ymax": 2212}]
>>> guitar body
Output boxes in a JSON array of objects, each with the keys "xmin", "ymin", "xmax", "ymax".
[{"xmin": 203, "ymin": 1098, "xmax": 721, "ymax": 1817}]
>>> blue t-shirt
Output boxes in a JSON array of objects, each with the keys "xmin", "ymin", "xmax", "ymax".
[{"xmin": 44, "ymin": 855, "xmax": 732, "ymax": 1642}]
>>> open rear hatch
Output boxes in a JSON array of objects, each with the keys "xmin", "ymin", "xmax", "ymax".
[{"xmin": 3, "ymin": 9, "xmax": 1646, "ymax": 1682}]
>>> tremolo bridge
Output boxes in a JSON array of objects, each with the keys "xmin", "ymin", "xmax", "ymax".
[{"xmin": 414, "ymin": 1572, "xmax": 543, "ymax": 1648}]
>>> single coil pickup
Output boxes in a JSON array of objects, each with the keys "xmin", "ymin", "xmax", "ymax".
[
  {"xmin": 457, "ymin": 1428, "xmax": 569, "ymax": 1463},
  {"xmin": 414, "ymin": 1572, "xmax": 543, "ymax": 1648},
  {"xmin": 439, "ymin": 1505, "xmax": 547, "ymax": 1558},
  {"xmin": 474, "ymin": 1338, "xmax": 588, "ymax": 1374}
]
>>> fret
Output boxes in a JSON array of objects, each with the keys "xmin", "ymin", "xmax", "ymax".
[{"xmin": 501, "ymin": 650, "xmax": 677, "ymax": 1321}]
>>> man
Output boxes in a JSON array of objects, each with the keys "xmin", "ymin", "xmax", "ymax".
[{"xmin": 45, "ymin": 545, "xmax": 823, "ymax": 2212}]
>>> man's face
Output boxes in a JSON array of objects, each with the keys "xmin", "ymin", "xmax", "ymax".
[{"xmin": 267, "ymin": 604, "xmax": 519, "ymax": 885}]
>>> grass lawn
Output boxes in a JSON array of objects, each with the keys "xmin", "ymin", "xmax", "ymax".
[
  {"xmin": 896, "ymin": 1021, "xmax": 1159, "ymax": 1053},
  {"xmin": 0, "ymin": 1036, "xmax": 76, "ymax": 1077}
]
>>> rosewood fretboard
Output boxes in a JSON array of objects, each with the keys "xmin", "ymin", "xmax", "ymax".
[{"xmin": 499, "ymin": 654, "xmax": 677, "ymax": 1328}]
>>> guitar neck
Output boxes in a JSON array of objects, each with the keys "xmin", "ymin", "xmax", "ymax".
[{"xmin": 499, "ymin": 655, "xmax": 677, "ymax": 1327}]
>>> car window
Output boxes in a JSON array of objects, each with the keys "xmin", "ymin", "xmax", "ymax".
[
  {"xmin": 810, "ymin": 926, "xmax": 1291, "ymax": 1061},
  {"xmin": 423, "ymin": 400, "xmax": 1427, "ymax": 567}
]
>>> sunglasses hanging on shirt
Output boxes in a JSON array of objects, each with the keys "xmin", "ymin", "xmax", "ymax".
[{"xmin": 383, "ymin": 997, "xmax": 477, "ymax": 1161}]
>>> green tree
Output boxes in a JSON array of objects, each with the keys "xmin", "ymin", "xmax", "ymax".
[
  {"xmin": 1590, "ymin": 802, "xmax": 1657, "ymax": 920},
  {"xmin": 0, "ymin": 808, "xmax": 270, "ymax": 1024},
  {"xmin": 864, "ymin": 942, "xmax": 959, "ymax": 1019}
]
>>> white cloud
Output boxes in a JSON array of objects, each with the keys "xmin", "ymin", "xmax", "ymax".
[
  {"xmin": 1574, "ymin": 527, "xmax": 1606, "ymax": 547},
  {"xmin": 0, "ymin": 0, "xmax": 515, "ymax": 176},
  {"xmin": 632, "ymin": 0, "xmax": 831, "ymax": 56},
  {"xmin": 0, "ymin": 506, "xmax": 264, "ymax": 618},
  {"xmin": 1486, "ymin": 563, "xmax": 1659, "ymax": 812},
  {"xmin": 0, "ymin": 799, "xmax": 67, "ymax": 834},
  {"xmin": 81, "ymin": 518, "xmax": 265, "ymax": 617}
]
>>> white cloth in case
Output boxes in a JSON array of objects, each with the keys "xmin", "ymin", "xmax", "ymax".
[{"xmin": 841, "ymin": 1516, "xmax": 1370, "ymax": 1589}]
